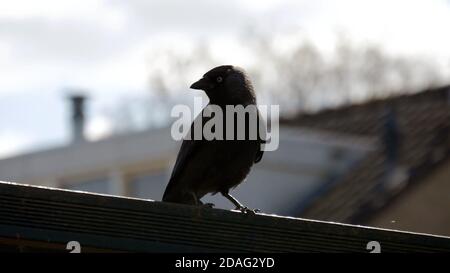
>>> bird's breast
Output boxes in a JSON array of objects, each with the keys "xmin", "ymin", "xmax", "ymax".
[{"xmin": 194, "ymin": 139, "xmax": 260, "ymax": 195}]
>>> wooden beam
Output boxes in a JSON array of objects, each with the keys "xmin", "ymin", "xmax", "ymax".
[{"xmin": 0, "ymin": 181, "xmax": 449, "ymax": 253}]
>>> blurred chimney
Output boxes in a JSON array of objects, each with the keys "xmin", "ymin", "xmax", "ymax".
[{"xmin": 68, "ymin": 94, "xmax": 87, "ymax": 143}]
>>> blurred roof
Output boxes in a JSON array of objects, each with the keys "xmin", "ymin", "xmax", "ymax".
[{"xmin": 282, "ymin": 85, "xmax": 450, "ymax": 223}]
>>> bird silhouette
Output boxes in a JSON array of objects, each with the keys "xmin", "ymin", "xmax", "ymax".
[{"xmin": 162, "ymin": 65, "xmax": 265, "ymax": 213}]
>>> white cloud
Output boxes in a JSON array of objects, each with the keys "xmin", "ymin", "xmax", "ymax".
[
  {"xmin": 0, "ymin": 0, "xmax": 123, "ymax": 23},
  {"xmin": 1, "ymin": 0, "xmax": 449, "ymax": 96},
  {"xmin": 268, "ymin": 0, "xmax": 450, "ymax": 59}
]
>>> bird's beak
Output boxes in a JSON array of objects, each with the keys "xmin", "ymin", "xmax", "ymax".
[{"xmin": 190, "ymin": 77, "xmax": 213, "ymax": 91}]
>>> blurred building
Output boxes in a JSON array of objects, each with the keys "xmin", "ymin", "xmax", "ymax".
[
  {"xmin": 0, "ymin": 85, "xmax": 449, "ymax": 236},
  {"xmin": 0, "ymin": 125, "xmax": 370, "ymax": 216},
  {"xmin": 0, "ymin": 95, "xmax": 370, "ymax": 217}
]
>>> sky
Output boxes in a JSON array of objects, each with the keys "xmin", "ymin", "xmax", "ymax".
[{"xmin": 0, "ymin": 0, "xmax": 450, "ymax": 158}]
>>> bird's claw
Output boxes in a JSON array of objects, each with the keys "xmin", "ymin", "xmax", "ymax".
[
  {"xmin": 236, "ymin": 206, "xmax": 260, "ymax": 214},
  {"xmin": 202, "ymin": 203, "xmax": 215, "ymax": 208}
]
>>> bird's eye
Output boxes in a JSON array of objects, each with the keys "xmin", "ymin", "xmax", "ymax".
[{"xmin": 216, "ymin": 76, "xmax": 223, "ymax": 83}]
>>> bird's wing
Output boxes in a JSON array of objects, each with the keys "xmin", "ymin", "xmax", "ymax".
[
  {"xmin": 254, "ymin": 146, "xmax": 264, "ymax": 163},
  {"xmin": 254, "ymin": 110, "xmax": 266, "ymax": 163},
  {"xmin": 162, "ymin": 113, "xmax": 206, "ymax": 200},
  {"xmin": 162, "ymin": 138, "xmax": 202, "ymax": 200}
]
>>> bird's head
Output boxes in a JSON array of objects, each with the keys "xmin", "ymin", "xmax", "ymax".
[{"xmin": 190, "ymin": 65, "xmax": 255, "ymax": 105}]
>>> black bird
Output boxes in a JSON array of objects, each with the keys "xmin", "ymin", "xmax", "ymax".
[{"xmin": 162, "ymin": 65, "xmax": 265, "ymax": 213}]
